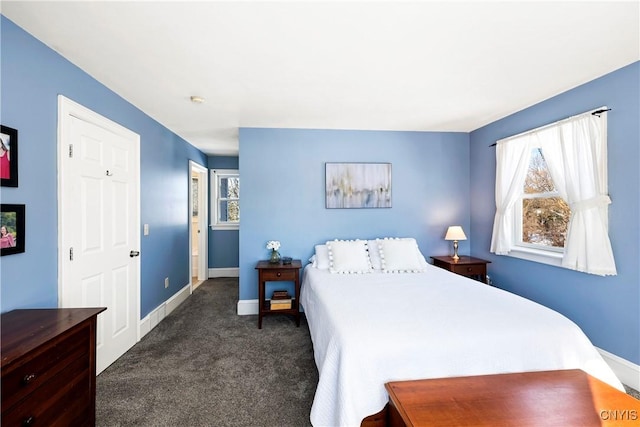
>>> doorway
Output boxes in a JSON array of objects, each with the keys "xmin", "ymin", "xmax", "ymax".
[{"xmin": 190, "ymin": 161, "xmax": 208, "ymax": 291}]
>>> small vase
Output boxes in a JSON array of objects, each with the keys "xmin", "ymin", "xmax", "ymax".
[{"xmin": 269, "ymin": 249, "xmax": 281, "ymax": 264}]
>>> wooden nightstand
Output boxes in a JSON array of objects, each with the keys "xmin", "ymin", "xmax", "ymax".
[
  {"xmin": 430, "ymin": 255, "xmax": 491, "ymax": 283},
  {"xmin": 385, "ymin": 370, "xmax": 640, "ymax": 427},
  {"xmin": 255, "ymin": 260, "xmax": 302, "ymax": 329}
]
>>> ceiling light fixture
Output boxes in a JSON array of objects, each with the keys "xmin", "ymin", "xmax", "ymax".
[{"xmin": 190, "ymin": 96, "xmax": 205, "ymax": 104}]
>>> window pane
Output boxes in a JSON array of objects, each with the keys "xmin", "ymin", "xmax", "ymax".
[
  {"xmin": 219, "ymin": 177, "xmax": 228, "ymax": 197},
  {"xmin": 522, "ymin": 197, "xmax": 570, "ymax": 248},
  {"xmin": 227, "ymin": 177, "xmax": 239, "ymax": 198},
  {"xmin": 524, "ymin": 148, "xmax": 556, "ymax": 194},
  {"xmin": 227, "ymin": 200, "xmax": 239, "ymax": 222},
  {"xmin": 219, "ymin": 200, "xmax": 239, "ymax": 223},
  {"xmin": 220, "ymin": 177, "xmax": 239, "ymax": 199}
]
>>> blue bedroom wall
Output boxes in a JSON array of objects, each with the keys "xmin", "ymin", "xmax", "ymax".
[
  {"xmin": 469, "ymin": 62, "xmax": 640, "ymax": 364},
  {"xmin": 239, "ymin": 128, "xmax": 470, "ymax": 301},
  {"xmin": 0, "ymin": 16, "xmax": 208, "ymax": 317},
  {"xmin": 207, "ymin": 156, "xmax": 240, "ymax": 268}
]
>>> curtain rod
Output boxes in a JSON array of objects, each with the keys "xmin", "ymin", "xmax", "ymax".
[{"xmin": 488, "ymin": 107, "xmax": 611, "ymax": 147}]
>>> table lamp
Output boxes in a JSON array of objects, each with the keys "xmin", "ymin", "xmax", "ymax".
[{"xmin": 445, "ymin": 226, "xmax": 467, "ymax": 261}]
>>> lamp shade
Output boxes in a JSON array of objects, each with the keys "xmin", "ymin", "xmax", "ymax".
[{"xmin": 445, "ymin": 226, "xmax": 467, "ymax": 241}]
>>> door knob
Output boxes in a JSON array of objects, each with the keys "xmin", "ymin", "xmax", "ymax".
[{"xmin": 130, "ymin": 250, "xmax": 140, "ymax": 257}]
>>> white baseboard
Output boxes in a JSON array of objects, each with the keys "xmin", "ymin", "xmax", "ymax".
[
  {"xmin": 140, "ymin": 283, "xmax": 191, "ymax": 339},
  {"xmin": 597, "ymin": 347, "xmax": 640, "ymax": 390},
  {"xmin": 237, "ymin": 299, "xmax": 259, "ymax": 315},
  {"xmin": 209, "ymin": 267, "xmax": 239, "ymax": 278}
]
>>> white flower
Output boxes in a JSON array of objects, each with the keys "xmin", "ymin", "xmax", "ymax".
[{"xmin": 266, "ymin": 240, "xmax": 281, "ymax": 251}]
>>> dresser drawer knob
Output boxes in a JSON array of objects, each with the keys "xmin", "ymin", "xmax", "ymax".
[
  {"xmin": 22, "ymin": 416, "xmax": 35, "ymax": 426},
  {"xmin": 22, "ymin": 373, "xmax": 37, "ymax": 384},
  {"xmin": 467, "ymin": 267, "xmax": 473, "ymax": 272},
  {"xmin": 276, "ymin": 272, "xmax": 281, "ymax": 277}
]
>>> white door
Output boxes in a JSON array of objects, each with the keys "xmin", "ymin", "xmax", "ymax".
[{"xmin": 58, "ymin": 96, "xmax": 140, "ymax": 374}]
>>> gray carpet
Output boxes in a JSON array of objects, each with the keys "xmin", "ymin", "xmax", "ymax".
[
  {"xmin": 96, "ymin": 278, "xmax": 317, "ymax": 427},
  {"xmin": 97, "ymin": 278, "xmax": 639, "ymax": 427}
]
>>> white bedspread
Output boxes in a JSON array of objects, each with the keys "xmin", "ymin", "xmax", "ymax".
[{"xmin": 300, "ymin": 264, "xmax": 623, "ymax": 427}]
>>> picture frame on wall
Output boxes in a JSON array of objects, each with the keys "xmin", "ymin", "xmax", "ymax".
[
  {"xmin": 325, "ymin": 162, "xmax": 392, "ymax": 209},
  {"xmin": 0, "ymin": 125, "xmax": 18, "ymax": 187},
  {"xmin": 1, "ymin": 204, "xmax": 25, "ymax": 256}
]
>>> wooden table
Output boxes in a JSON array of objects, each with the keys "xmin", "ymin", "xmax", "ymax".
[
  {"xmin": 385, "ymin": 369, "xmax": 640, "ymax": 426},
  {"xmin": 255, "ymin": 259, "xmax": 302, "ymax": 329}
]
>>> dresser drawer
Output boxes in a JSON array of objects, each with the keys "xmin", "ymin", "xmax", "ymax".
[
  {"xmin": 1, "ymin": 324, "xmax": 89, "ymax": 411},
  {"xmin": 2, "ymin": 353, "xmax": 91, "ymax": 427},
  {"xmin": 261, "ymin": 269, "xmax": 297, "ymax": 281},
  {"xmin": 451, "ymin": 263, "xmax": 485, "ymax": 276}
]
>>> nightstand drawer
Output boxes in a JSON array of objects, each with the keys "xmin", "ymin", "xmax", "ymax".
[
  {"xmin": 261, "ymin": 270, "xmax": 297, "ymax": 281},
  {"xmin": 451, "ymin": 264, "xmax": 485, "ymax": 276}
]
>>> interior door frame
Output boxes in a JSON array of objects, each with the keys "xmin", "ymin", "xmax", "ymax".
[
  {"xmin": 57, "ymin": 95, "xmax": 141, "ymax": 342},
  {"xmin": 189, "ymin": 160, "xmax": 209, "ymax": 291}
]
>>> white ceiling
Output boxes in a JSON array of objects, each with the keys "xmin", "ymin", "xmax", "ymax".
[{"xmin": 3, "ymin": 1, "xmax": 639, "ymax": 155}]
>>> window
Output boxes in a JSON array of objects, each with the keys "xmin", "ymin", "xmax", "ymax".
[
  {"xmin": 211, "ymin": 169, "xmax": 239, "ymax": 230},
  {"xmin": 490, "ymin": 107, "xmax": 616, "ymax": 275},
  {"xmin": 515, "ymin": 147, "xmax": 570, "ymax": 252}
]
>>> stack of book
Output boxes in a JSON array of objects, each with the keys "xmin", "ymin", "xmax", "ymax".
[{"xmin": 270, "ymin": 290, "xmax": 292, "ymax": 310}]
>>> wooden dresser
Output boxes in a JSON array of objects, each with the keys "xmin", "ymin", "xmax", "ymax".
[{"xmin": 1, "ymin": 308, "xmax": 106, "ymax": 427}]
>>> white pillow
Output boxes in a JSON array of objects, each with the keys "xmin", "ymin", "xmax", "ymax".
[
  {"xmin": 313, "ymin": 244, "xmax": 331, "ymax": 269},
  {"xmin": 367, "ymin": 239, "xmax": 382, "ymax": 269},
  {"xmin": 326, "ymin": 239, "xmax": 372, "ymax": 274},
  {"xmin": 377, "ymin": 238, "xmax": 428, "ymax": 273}
]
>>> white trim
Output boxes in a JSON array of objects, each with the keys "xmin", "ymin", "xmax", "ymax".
[
  {"xmin": 597, "ymin": 347, "xmax": 640, "ymax": 390},
  {"xmin": 189, "ymin": 160, "xmax": 209, "ymax": 294},
  {"xmin": 237, "ymin": 299, "xmax": 259, "ymax": 315},
  {"xmin": 140, "ymin": 283, "xmax": 191, "ymax": 338},
  {"xmin": 209, "ymin": 267, "xmax": 239, "ymax": 278},
  {"xmin": 504, "ymin": 246, "xmax": 563, "ymax": 268}
]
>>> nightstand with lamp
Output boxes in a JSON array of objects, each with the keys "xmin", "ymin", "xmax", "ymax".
[{"xmin": 431, "ymin": 225, "xmax": 491, "ymax": 283}]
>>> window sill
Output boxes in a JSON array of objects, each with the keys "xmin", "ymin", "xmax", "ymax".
[
  {"xmin": 210, "ymin": 224, "xmax": 239, "ymax": 231},
  {"xmin": 504, "ymin": 246, "xmax": 563, "ymax": 268}
]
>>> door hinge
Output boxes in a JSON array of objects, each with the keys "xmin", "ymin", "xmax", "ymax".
[
  {"xmin": 69, "ymin": 247, "xmax": 74, "ymax": 261},
  {"xmin": 68, "ymin": 144, "xmax": 74, "ymax": 158}
]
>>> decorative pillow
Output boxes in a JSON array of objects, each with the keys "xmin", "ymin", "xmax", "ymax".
[
  {"xmin": 326, "ymin": 239, "xmax": 372, "ymax": 274},
  {"xmin": 367, "ymin": 239, "xmax": 383, "ymax": 269},
  {"xmin": 313, "ymin": 244, "xmax": 331, "ymax": 269},
  {"xmin": 377, "ymin": 238, "xmax": 428, "ymax": 273}
]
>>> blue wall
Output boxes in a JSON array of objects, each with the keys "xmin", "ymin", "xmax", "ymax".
[
  {"xmin": 469, "ymin": 62, "xmax": 640, "ymax": 364},
  {"xmin": 239, "ymin": 128, "xmax": 470, "ymax": 300},
  {"xmin": 0, "ymin": 17, "xmax": 208, "ymax": 317},
  {"xmin": 207, "ymin": 156, "xmax": 240, "ymax": 268}
]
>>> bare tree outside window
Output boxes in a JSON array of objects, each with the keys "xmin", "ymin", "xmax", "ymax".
[
  {"xmin": 222, "ymin": 177, "xmax": 240, "ymax": 222},
  {"xmin": 521, "ymin": 148, "xmax": 570, "ymax": 248}
]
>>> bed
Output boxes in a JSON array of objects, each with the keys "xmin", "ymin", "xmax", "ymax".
[{"xmin": 300, "ymin": 238, "xmax": 624, "ymax": 427}]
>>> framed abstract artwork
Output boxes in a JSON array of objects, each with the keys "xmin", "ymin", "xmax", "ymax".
[
  {"xmin": 325, "ymin": 163, "xmax": 392, "ymax": 209},
  {"xmin": 0, "ymin": 125, "xmax": 18, "ymax": 187},
  {"xmin": 1, "ymin": 204, "xmax": 25, "ymax": 256}
]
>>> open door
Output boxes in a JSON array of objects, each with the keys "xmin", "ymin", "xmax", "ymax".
[{"xmin": 190, "ymin": 161, "xmax": 208, "ymax": 290}]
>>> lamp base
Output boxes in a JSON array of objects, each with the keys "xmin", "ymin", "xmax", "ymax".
[{"xmin": 452, "ymin": 240, "xmax": 460, "ymax": 261}]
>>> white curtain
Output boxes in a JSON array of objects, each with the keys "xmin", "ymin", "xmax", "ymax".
[
  {"xmin": 489, "ymin": 135, "xmax": 533, "ymax": 254},
  {"xmin": 537, "ymin": 113, "xmax": 616, "ymax": 275}
]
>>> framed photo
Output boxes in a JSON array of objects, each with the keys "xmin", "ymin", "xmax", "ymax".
[
  {"xmin": 325, "ymin": 163, "xmax": 392, "ymax": 208},
  {"xmin": 0, "ymin": 125, "xmax": 18, "ymax": 187},
  {"xmin": 1, "ymin": 204, "xmax": 25, "ymax": 256}
]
